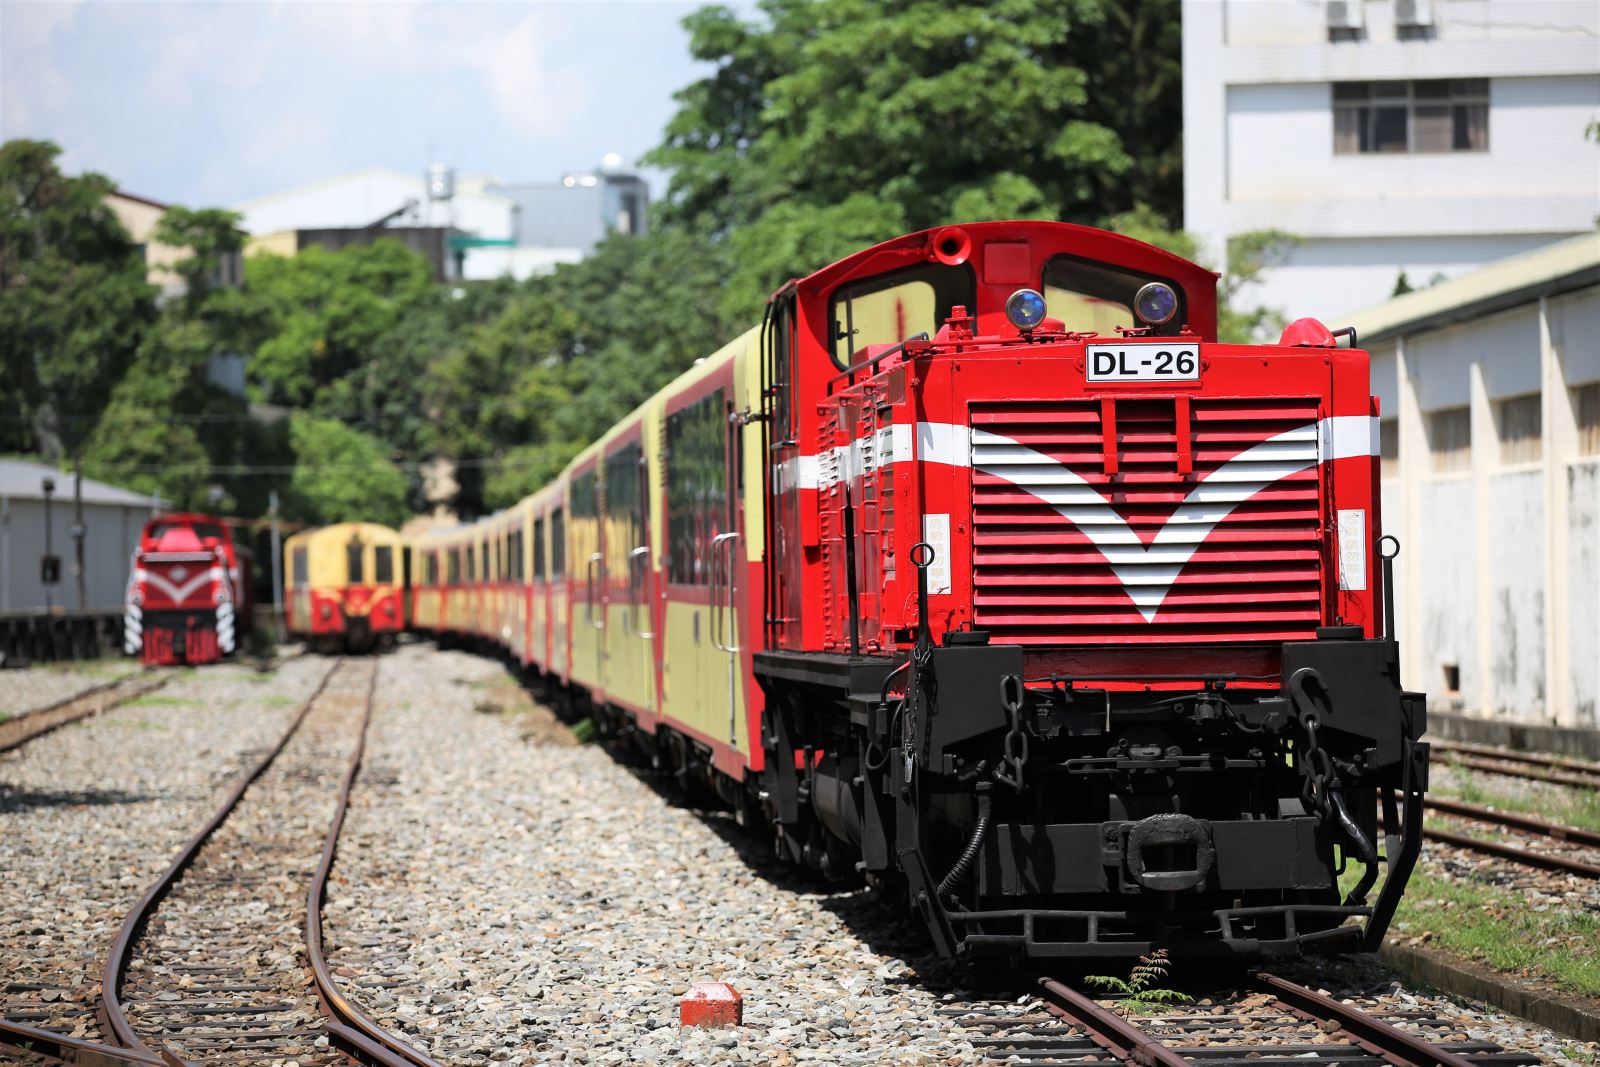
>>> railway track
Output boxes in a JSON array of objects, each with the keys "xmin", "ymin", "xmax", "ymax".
[
  {"xmin": 955, "ymin": 971, "xmax": 1544, "ymax": 1066},
  {"xmin": 1433, "ymin": 741, "xmax": 1600, "ymax": 791},
  {"xmin": 86, "ymin": 655, "xmax": 438, "ymax": 1067},
  {"xmin": 1411, "ymin": 794, "xmax": 1600, "ymax": 880},
  {"xmin": 0, "ymin": 672, "xmax": 172, "ymax": 755}
]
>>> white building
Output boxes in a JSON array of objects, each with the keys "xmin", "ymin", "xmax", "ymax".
[
  {"xmin": 1352, "ymin": 232, "xmax": 1600, "ymax": 727},
  {"xmin": 234, "ymin": 167, "xmax": 531, "ymax": 281},
  {"xmin": 1182, "ymin": 0, "xmax": 1600, "ymax": 323},
  {"xmin": 234, "ymin": 164, "xmax": 649, "ymax": 282}
]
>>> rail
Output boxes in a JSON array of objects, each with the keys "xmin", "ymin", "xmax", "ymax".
[
  {"xmin": 0, "ymin": 672, "xmax": 171, "ymax": 755},
  {"xmin": 304, "ymin": 661, "xmax": 446, "ymax": 1067},
  {"xmin": 1025, "ymin": 971, "xmax": 1534, "ymax": 1067},
  {"xmin": 98, "ymin": 660, "xmax": 340, "ymax": 1060}
]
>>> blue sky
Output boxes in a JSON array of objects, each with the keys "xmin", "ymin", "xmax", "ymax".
[{"xmin": 1, "ymin": 0, "xmax": 753, "ymax": 208}]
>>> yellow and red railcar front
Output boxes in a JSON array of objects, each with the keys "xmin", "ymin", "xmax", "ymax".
[{"xmin": 283, "ymin": 522, "xmax": 406, "ymax": 653}]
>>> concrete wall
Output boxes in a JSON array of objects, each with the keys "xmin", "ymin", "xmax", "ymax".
[
  {"xmin": 1382, "ymin": 284, "xmax": 1600, "ymax": 726},
  {"xmin": 1183, "ymin": 0, "xmax": 1600, "ymax": 321},
  {"xmin": 0, "ymin": 498, "xmax": 157, "ymax": 612}
]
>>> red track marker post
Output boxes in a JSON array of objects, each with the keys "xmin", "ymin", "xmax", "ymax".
[{"xmin": 680, "ymin": 982, "xmax": 743, "ymax": 1028}]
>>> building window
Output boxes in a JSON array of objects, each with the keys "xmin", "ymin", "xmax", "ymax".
[
  {"xmin": 1379, "ymin": 417, "xmax": 1399, "ymax": 479},
  {"xmin": 1576, "ymin": 382, "xmax": 1600, "ymax": 457},
  {"xmin": 1441, "ymin": 663, "xmax": 1461, "ymax": 696},
  {"xmin": 1427, "ymin": 407, "xmax": 1471, "ymax": 472},
  {"xmin": 1333, "ymin": 80, "xmax": 1488, "ymax": 155},
  {"xmin": 1494, "ymin": 394, "xmax": 1541, "ymax": 464}
]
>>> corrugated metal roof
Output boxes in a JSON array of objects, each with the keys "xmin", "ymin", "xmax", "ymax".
[
  {"xmin": 0, "ymin": 459, "xmax": 166, "ymax": 507},
  {"xmin": 1344, "ymin": 232, "xmax": 1600, "ymax": 345}
]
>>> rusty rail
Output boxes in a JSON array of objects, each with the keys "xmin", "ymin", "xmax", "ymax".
[
  {"xmin": 305, "ymin": 662, "xmax": 445, "ymax": 1067},
  {"xmin": 1424, "ymin": 794, "xmax": 1600, "ymax": 850},
  {"xmin": 0, "ymin": 1016, "xmax": 167, "ymax": 1066},
  {"xmin": 97, "ymin": 660, "xmax": 341, "ymax": 1060},
  {"xmin": 1251, "ymin": 970, "xmax": 1480, "ymax": 1067},
  {"xmin": 0, "ymin": 672, "xmax": 171, "ymax": 755},
  {"xmin": 1035, "ymin": 977, "xmax": 1191, "ymax": 1067},
  {"xmin": 1434, "ymin": 740, "xmax": 1600, "ymax": 778}
]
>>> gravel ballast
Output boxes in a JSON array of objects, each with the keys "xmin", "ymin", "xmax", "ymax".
[
  {"xmin": 323, "ymin": 644, "xmax": 1597, "ymax": 1066},
  {"xmin": 0, "ymin": 656, "xmax": 330, "ymax": 1042},
  {"xmin": 325, "ymin": 645, "xmax": 982, "ymax": 1066},
  {"xmin": 2, "ymin": 659, "xmax": 144, "ymax": 720}
]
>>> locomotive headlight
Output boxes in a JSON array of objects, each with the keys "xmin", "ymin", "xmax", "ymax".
[
  {"xmin": 1133, "ymin": 282, "xmax": 1179, "ymax": 326},
  {"xmin": 1005, "ymin": 288, "xmax": 1048, "ymax": 331}
]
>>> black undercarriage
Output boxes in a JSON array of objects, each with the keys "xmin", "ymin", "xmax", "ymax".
[{"xmin": 752, "ymin": 630, "xmax": 1428, "ymax": 961}]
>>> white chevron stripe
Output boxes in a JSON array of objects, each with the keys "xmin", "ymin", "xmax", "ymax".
[
  {"xmin": 142, "ymin": 570, "xmax": 214, "ymax": 604},
  {"xmin": 969, "ymin": 423, "xmax": 1329, "ymax": 621}
]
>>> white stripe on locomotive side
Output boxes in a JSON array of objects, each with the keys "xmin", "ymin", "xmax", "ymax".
[
  {"xmin": 780, "ymin": 416, "xmax": 1377, "ymax": 492},
  {"xmin": 775, "ymin": 415, "xmax": 1376, "ymax": 622}
]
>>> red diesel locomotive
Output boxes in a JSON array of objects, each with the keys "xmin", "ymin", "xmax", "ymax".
[
  {"xmin": 124, "ymin": 513, "xmax": 252, "ymax": 665},
  {"xmin": 412, "ymin": 220, "xmax": 1428, "ymax": 961}
]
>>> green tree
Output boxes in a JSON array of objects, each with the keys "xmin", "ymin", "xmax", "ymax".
[
  {"xmin": 0, "ymin": 139, "xmax": 155, "ymax": 456},
  {"xmin": 653, "ymin": 0, "xmax": 1180, "ymax": 235},
  {"xmin": 427, "ymin": 229, "xmax": 731, "ymax": 513},
  {"xmin": 246, "ymin": 239, "xmax": 433, "ymax": 409},
  {"xmin": 153, "ymin": 206, "xmax": 246, "ymax": 311},
  {"xmin": 285, "ymin": 413, "xmax": 408, "ymax": 527},
  {"xmin": 648, "ymin": 0, "xmax": 1184, "ymax": 322}
]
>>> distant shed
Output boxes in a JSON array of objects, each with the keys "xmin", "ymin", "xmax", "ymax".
[
  {"xmin": 0, "ymin": 459, "xmax": 166, "ymax": 613},
  {"xmin": 1349, "ymin": 232, "xmax": 1600, "ymax": 727}
]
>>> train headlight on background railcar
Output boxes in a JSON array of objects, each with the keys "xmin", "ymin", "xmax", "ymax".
[
  {"xmin": 1005, "ymin": 288, "xmax": 1048, "ymax": 331},
  {"xmin": 1133, "ymin": 282, "xmax": 1179, "ymax": 326}
]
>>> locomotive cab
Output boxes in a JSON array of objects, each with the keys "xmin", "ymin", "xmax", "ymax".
[{"xmin": 754, "ymin": 221, "xmax": 1427, "ymax": 960}]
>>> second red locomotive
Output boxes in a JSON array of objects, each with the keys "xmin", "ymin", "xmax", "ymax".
[{"xmin": 124, "ymin": 513, "xmax": 252, "ymax": 665}]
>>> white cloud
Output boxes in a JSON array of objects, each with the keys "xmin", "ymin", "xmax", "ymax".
[{"xmin": 2, "ymin": 0, "xmax": 707, "ymax": 206}]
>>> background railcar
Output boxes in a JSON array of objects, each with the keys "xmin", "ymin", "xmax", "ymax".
[
  {"xmin": 283, "ymin": 522, "xmax": 406, "ymax": 652},
  {"xmin": 124, "ymin": 513, "xmax": 253, "ymax": 665}
]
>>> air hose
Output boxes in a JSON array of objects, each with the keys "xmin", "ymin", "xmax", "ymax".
[
  {"xmin": 1330, "ymin": 789, "xmax": 1379, "ymax": 906},
  {"xmin": 937, "ymin": 788, "xmax": 993, "ymax": 897}
]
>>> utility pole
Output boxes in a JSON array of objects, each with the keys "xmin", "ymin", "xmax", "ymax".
[
  {"xmin": 41, "ymin": 475, "xmax": 57, "ymax": 611},
  {"xmin": 269, "ymin": 490, "xmax": 285, "ymax": 643},
  {"xmin": 72, "ymin": 447, "xmax": 86, "ymax": 611}
]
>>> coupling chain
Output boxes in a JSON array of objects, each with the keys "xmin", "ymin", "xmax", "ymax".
[
  {"xmin": 1299, "ymin": 714, "xmax": 1337, "ymax": 819},
  {"xmin": 995, "ymin": 674, "xmax": 1028, "ymax": 792}
]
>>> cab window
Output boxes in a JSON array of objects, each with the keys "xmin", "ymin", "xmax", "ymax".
[
  {"xmin": 1041, "ymin": 256, "xmax": 1184, "ymax": 337},
  {"xmin": 374, "ymin": 545, "xmax": 393, "ymax": 584},
  {"xmin": 829, "ymin": 263, "xmax": 973, "ymax": 368},
  {"xmin": 346, "ymin": 538, "xmax": 365, "ymax": 582}
]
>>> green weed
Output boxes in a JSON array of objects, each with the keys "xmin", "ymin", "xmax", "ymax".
[
  {"xmin": 1085, "ymin": 949, "xmax": 1193, "ymax": 1015},
  {"xmin": 1442, "ymin": 766, "xmax": 1600, "ymax": 833},
  {"xmin": 1389, "ymin": 871, "xmax": 1600, "ymax": 999}
]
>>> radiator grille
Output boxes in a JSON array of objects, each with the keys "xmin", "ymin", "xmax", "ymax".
[{"xmin": 970, "ymin": 397, "xmax": 1325, "ymax": 644}]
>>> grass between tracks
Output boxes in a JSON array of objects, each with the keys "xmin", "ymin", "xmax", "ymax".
[
  {"xmin": 123, "ymin": 695, "xmax": 203, "ymax": 708},
  {"xmin": 1438, "ymin": 761, "xmax": 1600, "ymax": 833},
  {"xmin": 1382, "ymin": 869, "xmax": 1600, "ymax": 999}
]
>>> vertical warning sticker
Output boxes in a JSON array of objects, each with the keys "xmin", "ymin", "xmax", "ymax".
[
  {"xmin": 922, "ymin": 513, "xmax": 952, "ymax": 594},
  {"xmin": 1337, "ymin": 508, "xmax": 1367, "ymax": 591}
]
